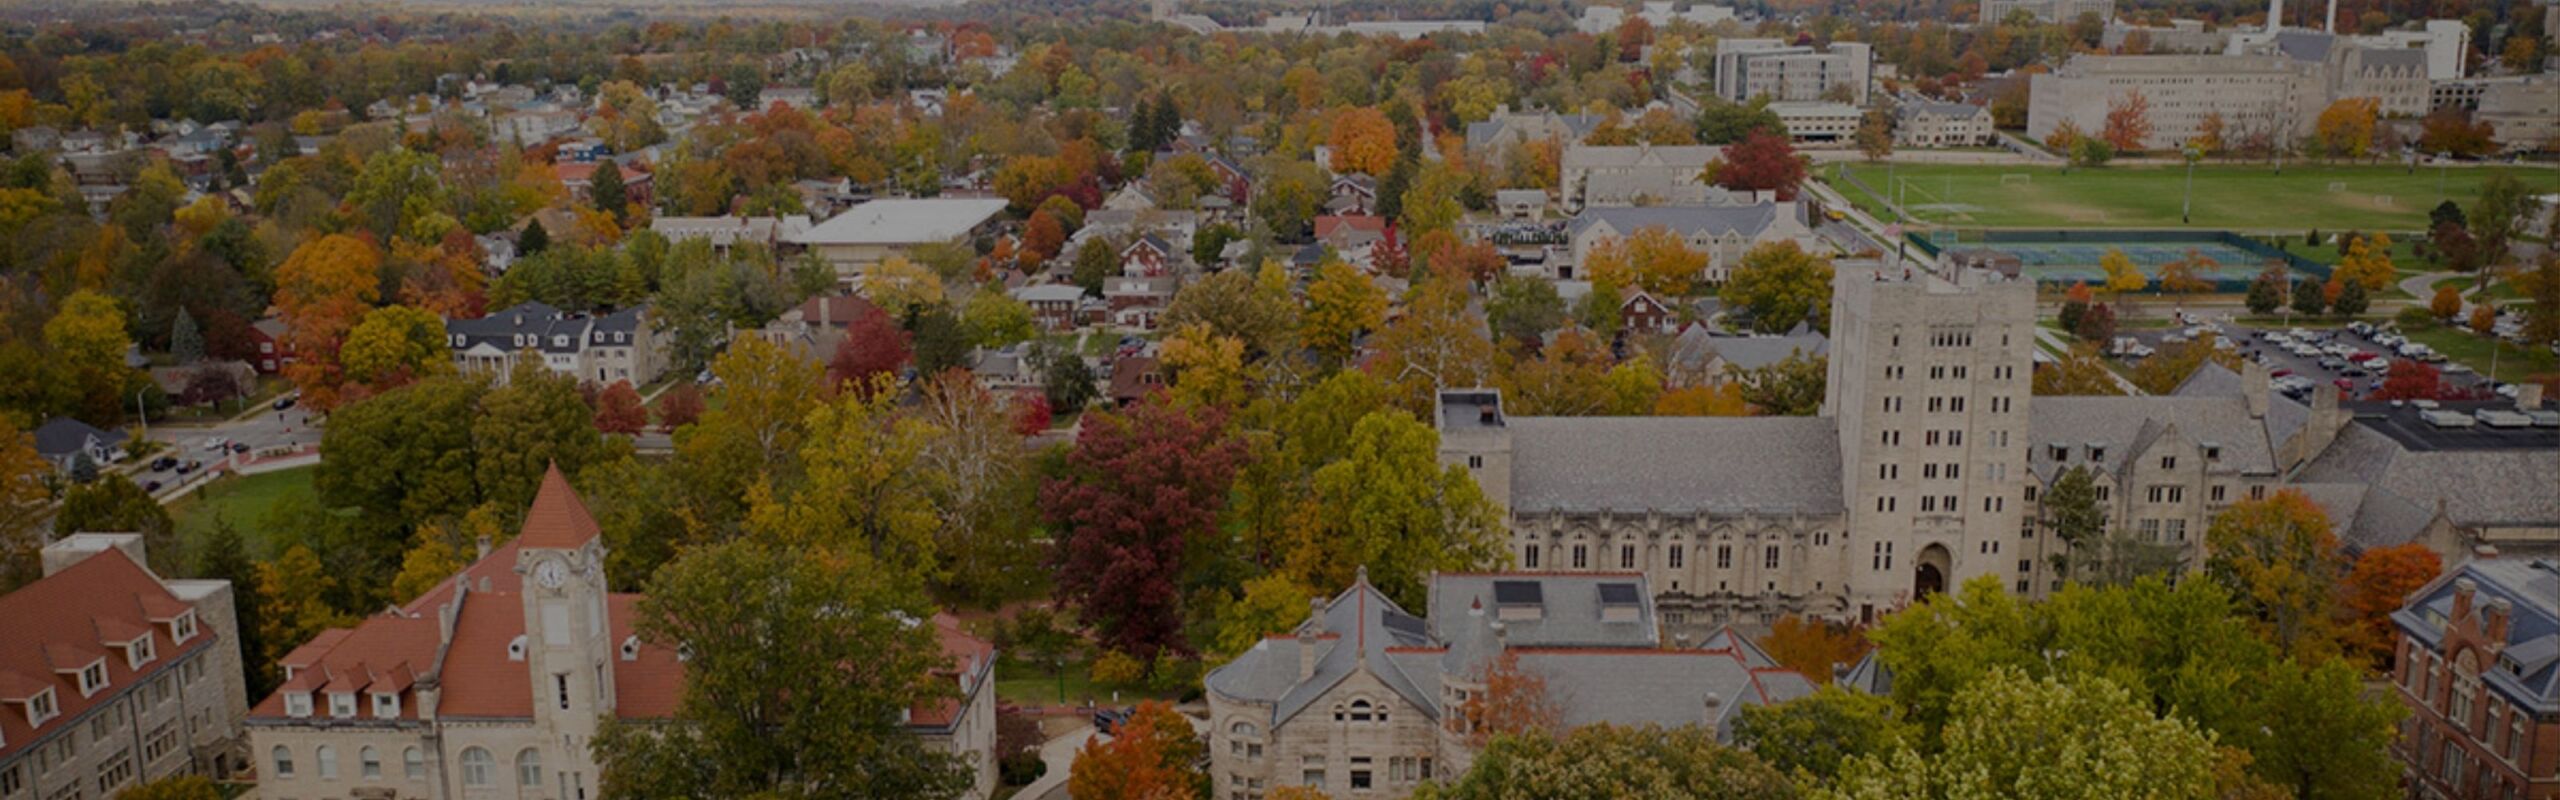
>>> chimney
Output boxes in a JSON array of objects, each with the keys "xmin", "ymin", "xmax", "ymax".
[
  {"xmin": 476, "ymin": 535, "xmax": 492, "ymax": 560},
  {"xmin": 2484, "ymin": 597, "xmax": 2513, "ymax": 643},
  {"xmin": 1299, "ymin": 597, "xmax": 1323, "ymax": 681},
  {"xmin": 1703, "ymin": 692, "xmax": 1724, "ymax": 725},
  {"xmin": 2300, "ymin": 384, "xmax": 2347, "ymax": 460},
  {"xmin": 2450, "ymin": 577, "xmax": 2476, "ymax": 622},
  {"xmin": 2242, "ymin": 360, "xmax": 2271, "ymax": 419},
  {"xmin": 1832, "ymin": 662, "xmax": 1851, "ymax": 683},
  {"xmin": 2518, "ymin": 383, "xmax": 2545, "ymax": 411}
]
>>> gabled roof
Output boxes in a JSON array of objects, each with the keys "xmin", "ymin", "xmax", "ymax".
[
  {"xmin": 0, "ymin": 548, "xmax": 214, "ymax": 759},
  {"xmin": 1569, "ymin": 204, "xmax": 1783, "ymax": 241},
  {"xmin": 30, "ymin": 417, "xmax": 124, "ymax": 458},
  {"xmin": 2392, "ymin": 559, "xmax": 2560, "ymax": 713},
  {"xmin": 517, "ymin": 465, "xmax": 602, "ymax": 550},
  {"xmin": 1505, "ymin": 416, "xmax": 1845, "ymax": 515}
]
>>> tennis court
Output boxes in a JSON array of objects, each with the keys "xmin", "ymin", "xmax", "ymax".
[{"xmin": 1911, "ymin": 230, "xmax": 2325, "ymax": 290}]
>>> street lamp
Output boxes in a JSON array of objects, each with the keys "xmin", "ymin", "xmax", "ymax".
[
  {"xmin": 133, "ymin": 388, "xmax": 148, "ymax": 445},
  {"xmin": 2180, "ymin": 144, "xmax": 2202, "ymax": 224}
]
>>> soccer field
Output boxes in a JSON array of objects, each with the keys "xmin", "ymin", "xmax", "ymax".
[{"xmin": 1821, "ymin": 162, "xmax": 2559, "ymax": 231}]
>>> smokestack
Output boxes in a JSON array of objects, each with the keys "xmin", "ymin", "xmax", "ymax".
[
  {"xmin": 2243, "ymin": 360, "xmax": 2271, "ymax": 419},
  {"xmin": 2324, "ymin": 0, "xmax": 2337, "ymax": 31},
  {"xmin": 2267, "ymin": 0, "xmax": 2284, "ymax": 33}
]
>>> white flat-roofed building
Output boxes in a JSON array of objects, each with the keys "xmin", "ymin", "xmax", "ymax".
[{"xmin": 788, "ymin": 198, "xmax": 1010, "ymax": 282}]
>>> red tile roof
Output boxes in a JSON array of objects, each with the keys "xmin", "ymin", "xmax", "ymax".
[
  {"xmin": 551, "ymin": 162, "xmax": 650, "ymax": 186},
  {"xmin": 0, "ymin": 548, "xmax": 214, "ymax": 759},
  {"xmin": 517, "ymin": 465, "xmax": 601, "ymax": 550},
  {"xmin": 911, "ymin": 614, "xmax": 994, "ymax": 728},
  {"xmin": 1314, "ymin": 215, "xmax": 1387, "ymax": 239}
]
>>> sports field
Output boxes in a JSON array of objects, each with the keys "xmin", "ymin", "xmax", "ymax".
[{"xmin": 1821, "ymin": 162, "xmax": 2558, "ymax": 231}]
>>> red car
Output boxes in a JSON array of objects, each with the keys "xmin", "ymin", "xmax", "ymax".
[{"xmin": 2270, "ymin": 368, "xmax": 2294, "ymax": 378}]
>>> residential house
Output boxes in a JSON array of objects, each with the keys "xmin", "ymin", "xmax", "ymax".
[
  {"xmin": 649, "ymin": 215, "xmax": 813, "ymax": 255},
  {"xmin": 752, "ymin": 294, "xmax": 887, "ymax": 366},
  {"xmin": 0, "ymin": 533, "xmax": 251, "ymax": 799},
  {"xmin": 1327, "ymin": 175, "xmax": 1378, "ymax": 216},
  {"xmin": 1122, "ymin": 234, "xmax": 1179, "ymax": 277},
  {"xmin": 1202, "ymin": 570, "xmax": 1815, "ymax": 796},
  {"xmin": 31, "ymin": 418, "xmax": 126, "ymax": 473},
  {"xmin": 1896, "ymin": 101, "xmax": 1997, "ymax": 148},
  {"xmin": 444, "ymin": 302, "xmax": 668, "ymax": 387},
  {"xmin": 553, "ymin": 162, "xmax": 655, "ymax": 210},
  {"xmin": 244, "ymin": 469, "xmax": 1001, "ymax": 800},
  {"xmin": 1108, "ymin": 355, "xmax": 1165, "ymax": 407},
  {"xmin": 1495, "ymin": 190, "xmax": 1549, "ymax": 221},
  {"xmin": 1011, "ymin": 284, "xmax": 1093, "ymax": 332},
  {"xmin": 1621, "ymin": 290, "xmax": 1674, "ymax": 334}
]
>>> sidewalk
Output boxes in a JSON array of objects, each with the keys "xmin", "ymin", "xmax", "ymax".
[{"xmin": 1017, "ymin": 724, "xmax": 1096, "ymax": 800}]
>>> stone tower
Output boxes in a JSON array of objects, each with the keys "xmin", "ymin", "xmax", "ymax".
[
  {"xmin": 1825, "ymin": 259, "xmax": 2036, "ymax": 622},
  {"xmin": 515, "ymin": 465, "xmax": 615, "ymax": 799}
]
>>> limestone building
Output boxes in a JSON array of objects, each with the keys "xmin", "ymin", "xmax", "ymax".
[
  {"xmin": 2026, "ymin": 31, "xmax": 2428, "ymax": 151},
  {"xmin": 1565, "ymin": 203, "xmax": 1821, "ymax": 285},
  {"xmin": 245, "ymin": 469, "xmax": 1000, "ymax": 800},
  {"xmin": 0, "ymin": 534, "xmax": 250, "ymax": 800},
  {"xmin": 1711, "ymin": 40, "xmax": 1872, "ymax": 106},
  {"xmin": 1201, "ymin": 571, "xmax": 1815, "ymax": 798},
  {"xmin": 1895, "ymin": 101, "xmax": 1998, "ymax": 148},
  {"xmin": 1558, "ymin": 144, "xmax": 1726, "ymax": 210},
  {"xmin": 1979, "ymin": 0, "xmax": 2114, "ymax": 24}
]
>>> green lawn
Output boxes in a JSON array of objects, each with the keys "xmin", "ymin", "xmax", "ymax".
[
  {"xmin": 1820, "ymin": 162, "xmax": 2557, "ymax": 231},
  {"xmin": 168, "ymin": 465, "xmax": 317, "ymax": 558},
  {"xmin": 993, "ymin": 659, "xmax": 1183, "ymax": 708},
  {"xmin": 2403, "ymin": 327, "xmax": 2560, "ymax": 384}
]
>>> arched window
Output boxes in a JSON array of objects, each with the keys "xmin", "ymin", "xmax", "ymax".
[
  {"xmin": 517, "ymin": 748, "xmax": 544, "ymax": 787},
  {"xmin": 1349, "ymin": 699, "xmax": 1375, "ymax": 723},
  {"xmin": 316, "ymin": 745, "xmax": 339, "ymax": 780},
  {"xmin": 404, "ymin": 747, "xmax": 426, "ymax": 781},
  {"xmin": 272, "ymin": 746, "xmax": 295, "ymax": 779},
  {"xmin": 1227, "ymin": 721, "xmax": 1263, "ymax": 759},
  {"xmin": 461, "ymin": 747, "xmax": 495, "ymax": 786},
  {"xmin": 360, "ymin": 746, "xmax": 382, "ymax": 779}
]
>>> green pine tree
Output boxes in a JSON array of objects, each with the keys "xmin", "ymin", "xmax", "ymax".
[
  {"xmin": 519, "ymin": 218, "xmax": 551, "ymax": 255},
  {"xmin": 589, "ymin": 163, "xmax": 629, "ymax": 224},
  {"xmin": 170, "ymin": 307, "xmax": 204, "ymax": 364}
]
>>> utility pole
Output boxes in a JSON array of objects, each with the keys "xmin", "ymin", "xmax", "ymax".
[
  {"xmin": 2181, "ymin": 145, "xmax": 2201, "ymax": 224},
  {"xmin": 133, "ymin": 388, "xmax": 148, "ymax": 446}
]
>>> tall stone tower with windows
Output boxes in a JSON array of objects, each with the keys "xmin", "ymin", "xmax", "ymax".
[
  {"xmin": 515, "ymin": 465, "xmax": 615, "ymax": 798},
  {"xmin": 1825, "ymin": 260, "xmax": 2036, "ymax": 622}
]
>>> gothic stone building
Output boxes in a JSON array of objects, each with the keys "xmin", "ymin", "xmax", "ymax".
[
  {"xmin": 1202, "ymin": 571, "xmax": 1814, "ymax": 799},
  {"xmin": 1441, "ymin": 258, "xmax": 2558, "ymax": 640},
  {"xmin": 245, "ymin": 468, "xmax": 999, "ymax": 800}
]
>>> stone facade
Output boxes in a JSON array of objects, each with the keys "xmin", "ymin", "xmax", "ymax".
[
  {"xmin": 2027, "ymin": 32, "xmax": 2430, "ymax": 152},
  {"xmin": 1711, "ymin": 40, "xmax": 1873, "ymax": 106},
  {"xmin": 446, "ymin": 302, "xmax": 669, "ymax": 388},
  {"xmin": 0, "ymin": 534, "xmax": 250, "ymax": 800},
  {"xmin": 1896, "ymin": 102, "xmax": 1997, "ymax": 148},
  {"xmin": 1979, "ymin": 0, "xmax": 2114, "ymax": 24}
]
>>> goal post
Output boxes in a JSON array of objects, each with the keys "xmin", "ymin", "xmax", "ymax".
[{"xmin": 2000, "ymin": 173, "xmax": 2031, "ymax": 185}]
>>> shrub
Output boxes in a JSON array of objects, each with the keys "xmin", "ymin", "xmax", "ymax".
[
  {"xmin": 1091, "ymin": 650, "xmax": 1146, "ymax": 687},
  {"xmin": 1144, "ymin": 655, "xmax": 1202, "ymax": 695},
  {"xmin": 2393, "ymin": 306, "xmax": 2438, "ymax": 331},
  {"xmin": 999, "ymin": 751, "xmax": 1047, "ymax": 786}
]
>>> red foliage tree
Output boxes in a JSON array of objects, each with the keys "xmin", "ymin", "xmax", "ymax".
[
  {"xmin": 828, "ymin": 307, "xmax": 914, "ymax": 392},
  {"xmin": 1013, "ymin": 394, "xmax": 1054, "ymax": 436},
  {"xmin": 2102, "ymin": 90, "xmax": 2154, "ymax": 153},
  {"xmin": 1371, "ymin": 226, "xmax": 1410, "ymax": 278},
  {"xmin": 657, "ymin": 382, "xmax": 706, "ymax": 429},
  {"xmin": 2338, "ymin": 543, "xmax": 2442, "ymax": 668},
  {"xmin": 1023, "ymin": 209, "xmax": 1068, "ymax": 265},
  {"xmin": 1066, "ymin": 701, "xmax": 1204, "ymax": 799},
  {"xmin": 1039, "ymin": 399, "xmax": 1249, "ymax": 659},
  {"xmin": 1708, "ymin": 130, "xmax": 1808, "ymax": 201},
  {"xmin": 593, "ymin": 380, "xmax": 649, "ymax": 435},
  {"xmin": 2371, "ymin": 359, "xmax": 2443, "ymax": 400}
]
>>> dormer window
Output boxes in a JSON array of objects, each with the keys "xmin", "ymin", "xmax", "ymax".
[
  {"xmin": 77, "ymin": 661, "xmax": 107, "ymax": 697},
  {"xmin": 372, "ymin": 693, "xmax": 400, "ymax": 718},
  {"xmin": 126, "ymin": 637, "xmax": 155, "ymax": 669},
  {"xmin": 170, "ymin": 611, "xmax": 198, "ymax": 644},
  {"xmin": 329, "ymin": 692, "xmax": 357, "ymax": 718},
  {"xmin": 22, "ymin": 688, "xmax": 58, "ymax": 727},
  {"xmin": 285, "ymin": 692, "xmax": 314, "ymax": 718}
]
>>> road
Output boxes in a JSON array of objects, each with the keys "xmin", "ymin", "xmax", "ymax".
[{"xmin": 129, "ymin": 395, "xmax": 323, "ymax": 496}]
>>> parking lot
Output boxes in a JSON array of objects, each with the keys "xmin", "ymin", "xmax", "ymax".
[{"xmin": 2115, "ymin": 313, "xmax": 2505, "ymax": 402}]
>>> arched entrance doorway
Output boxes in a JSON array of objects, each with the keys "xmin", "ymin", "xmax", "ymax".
[{"xmin": 1914, "ymin": 543, "xmax": 1953, "ymax": 598}]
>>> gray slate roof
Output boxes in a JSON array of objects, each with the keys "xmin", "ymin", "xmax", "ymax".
[
  {"xmin": 446, "ymin": 302, "xmax": 646, "ymax": 355},
  {"xmin": 1569, "ymin": 204, "xmax": 1783, "ymax": 241},
  {"xmin": 2026, "ymin": 395, "xmax": 2282, "ymax": 479},
  {"xmin": 32, "ymin": 418, "xmax": 124, "ymax": 459},
  {"xmin": 2292, "ymin": 421, "xmax": 2560, "ymax": 535},
  {"xmin": 1506, "ymin": 416, "xmax": 1844, "ymax": 515},
  {"xmin": 2393, "ymin": 559, "xmax": 2560, "ymax": 713}
]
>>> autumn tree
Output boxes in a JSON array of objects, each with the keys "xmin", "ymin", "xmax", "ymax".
[
  {"xmin": 1327, "ymin": 106, "xmax": 1399, "ymax": 176},
  {"xmin": 339, "ymin": 305, "xmax": 451, "ymax": 391},
  {"xmin": 1486, "ymin": 275, "xmax": 1566, "ymax": 346},
  {"xmin": 1041, "ymin": 400, "xmax": 1248, "ymax": 659},
  {"xmin": 2033, "ymin": 346, "xmax": 2126, "ymax": 396},
  {"xmin": 593, "ymin": 380, "xmax": 649, "ymax": 435},
  {"xmin": 1067, "ymin": 701, "xmax": 1206, "ymax": 800},
  {"xmin": 1292, "ymin": 410, "xmax": 1506, "ymax": 606},
  {"xmin": 2101, "ymin": 90, "xmax": 2153, "ymax": 153},
  {"xmin": 2314, "ymin": 97, "xmax": 2380, "ymax": 161},
  {"xmin": 254, "ymin": 545, "xmax": 358, "ymax": 675},
  {"xmin": 1855, "ymin": 107, "xmax": 1894, "ymax": 162},
  {"xmin": 1704, "ymin": 130, "xmax": 1808, "ymax": 200},
  {"xmin": 43, "ymin": 289, "xmax": 138, "ymax": 424},
  {"xmin": 2130, "ymin": 333, "xmax": 2240, "ymax": 395},
  {"xmin": 1654, "ymin": 384, "xmax": 1752, "ymax": 416},
  {"xmin": 2099, "ymin": 247, "xmax": 2146, "ymax": 297},
  {"xmin": 2156, "ymin": 250, "xmax": 2216, "ymax": 296},
  {"xmin": 273, "ymin": 234, "xmax": 385, "ymax": 409},
  {"xmin": 1827, "ymin": 669, "xmax": 2219, "ymax": 799},
  {"xmin": 2429, "ymin": 284, "xmax": 2464, "ymax": 320},
  {"xmin": 2205, "ymin": 490, "xmax": 2347, "ymax": 659},
  {"xmin": 2245, "ymin": 267, "xmax": 2288, "ymax": 315},
  {"xmin": 2337, "ymin": 543, "xmax": 2440, "ymax": 667},
  {"xmin": 1737, "ymin": 352, "xmax": 1827, "ymax": 416},
  {"xmin": 2372, "ymin": 358, "xmax": 2443, "ymax": 400},
  {"xmin": 1724, "ymin": 242, "xmax": 1833, "ymax": 334},
  {"xmin": 1302, "ymin": 260, "xmax": 1385, "ymax": 368},
  {"xmin": 2333, "ymin": 232, "xmax": 2396, "ymax": 293},
  {"xmin": 1760, "ymin": 615, "xmax": 1873, "ymax": 684},
  {"xmin": 657, "ymin": 382, "xmax": 705, "ymax": 429},
  {"xmin": 1367, "ymin": 278, "xmax": 1496, "ymax": 416},
  {"xmin": 1584, "ymin": 227, "xmax": 1708, "ymax": 299},
  {"xmin": 828, "ymin": 306, "xmax": 913, "ymax": 391}
]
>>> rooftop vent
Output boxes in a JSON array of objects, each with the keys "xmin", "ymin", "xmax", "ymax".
[
  {"xmin": 2475, "ymin": 409, "xmax": 2532, "ymax": 428},
  {"xmin": 2524, "ymin": 409, "xmax": 2559, "ymax": 428},
  {"xmin": 1597, "ymin": 583, "xmax": 1642, "ymax": 624},
  {"xmin": 2420, "ymin": 409, "xmax": 2476, "ymax": 429}
]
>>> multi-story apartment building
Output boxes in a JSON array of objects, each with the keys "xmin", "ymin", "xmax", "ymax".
[
  {"xmin": 2027, "ymin": 30, "xmax": 2428, "ymax": 151},
  {"xmin": 2388, "ymin": 558, "xmax": 2559, "ymax": 800},
  {"xmin": 1202, "ymin": 571, "xmax": 1814, "ymax": 798},
  {"xmin": 1557, "ymin": 144, "xmax": 1727, "ymax": 210},
  {"xmin": 445, "ymin": 302, "xmax": 668, "ymax": 388},
  {"xmin": 1564, "ymin": 203, "xmax": 1820, "ymax": 285},
  {"xmin": 245, "ymin": 469, "xmax": 1001, "ymax": 800},
  {"xmin": 0, "ymin": 534, "xmax": 250, "ymax": 800},
  {"xmin": 1711, "ymin": 40, "xmax": 1872, "ymax": 106}
]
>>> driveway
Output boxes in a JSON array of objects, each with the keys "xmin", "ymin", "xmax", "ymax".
[{"xmin": 1020, "ymin": 724, "xmax": 1095, "ymax": 800}]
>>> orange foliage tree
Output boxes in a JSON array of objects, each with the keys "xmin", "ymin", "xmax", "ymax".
[
  {"xmin": 1067, "ymin": 701, "xmax": 1205, "ymax": 800},
  {"xmin": 2337, "ymin": 543, "xmax": 2441, "ymax": 667},
  {"xmin": 272, "ymin": 233, "xmax": 384, "ymax": 410},
  {"xmin": 2101, "ymin": 90, "xmax": 2153, "ymax": 153},
  {"xmin": 1759, "ymin": 615, "xmax": 1873, "ymax": 684},
  {"xmin": 1463, "ymin": 651, "xmax": 1563, "ymax": 746},
  {"xmin": 1326, "ymin": 106, "xmax": 1399, "ymax": 176}
]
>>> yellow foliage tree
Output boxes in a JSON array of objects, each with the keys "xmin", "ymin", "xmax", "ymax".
[
  {"xmin": 1325, "ymin": 105, "xmax": 1399, "ymax": 176},
  {"xmin": 1302, "ymin": 260, "xmax": 1385, "ymax": 366},
  {"xmin": 2100, "ymin": 248, "xmax": 2148, "ymax": 296},
  {"xmin": 2334, "ymin": 233, "xmax": 2395, "ymax": 292},
  {"xmin": 2428, "ymin": 284, "xmax": 2463, "ymax": 320},
  {"xmin": 1584, "ymin": 227, "xmax": 1707, "ymax": 299},
  {"xmin": 1654, "ymin": 383, "xmax": 1752, "ymax": 416},
  {"xmin": 272, "ymin": 234, "xmax": 384, "ymax": 409},
  {"xmin": 864, "ymin": 255, "xmax": 946, "ymax": 317},
  {"xmin": 1159, "ymin": 323, "xmax": 1251, "ymax": 409}
]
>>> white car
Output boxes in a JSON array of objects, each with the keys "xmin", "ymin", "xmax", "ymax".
[
  {"xmin": 2359, "ymin": 357, "xmax": 2388, "ymax": 371},
  {"xmin": 200, "ymin": 438, "xmax": 229, "ymax": 452}
]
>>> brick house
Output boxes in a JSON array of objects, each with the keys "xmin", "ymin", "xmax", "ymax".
[{"xmin": 2388, "ymin": 558, "xmax": 2560, "ymax": 800}]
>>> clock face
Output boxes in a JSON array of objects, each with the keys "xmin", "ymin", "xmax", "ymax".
[{"xmin": 534, "ymin": 558, "xmax": 567, "ymax": 590}]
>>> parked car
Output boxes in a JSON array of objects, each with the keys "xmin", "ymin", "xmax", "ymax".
[
  {"xmin": 149, "ymin": 456, "xmax": 178, "ymax": 472},
  {"xmin": 174, "ymin": 461, "xmax": 197, "ymax": 475},
  {"xmin": 1094, "ymin": 707, "xmax": 1134, "ymax": 736},
  {"xmin": 200, "ymin": 437, "xmax": 228, "ymax": 452},
  {"xmin": 229, "ymin": 442, "xmax": 251, "ymax": 454},
  {"xmin": 2359, "ymin": 357, "xmax": 2389, "ymax": 371},
  {"xmin": 273, "ymin": 396, "xmax": 297, "ymax": 411},
  {"xmin": 142, "ymin": 480, "xmax": 162, "ymax": 493}
]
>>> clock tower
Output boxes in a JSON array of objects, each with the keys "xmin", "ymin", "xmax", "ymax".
[{"xmin": 515, "ymin": 464, "xmax": 615, "ymax": 796}]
